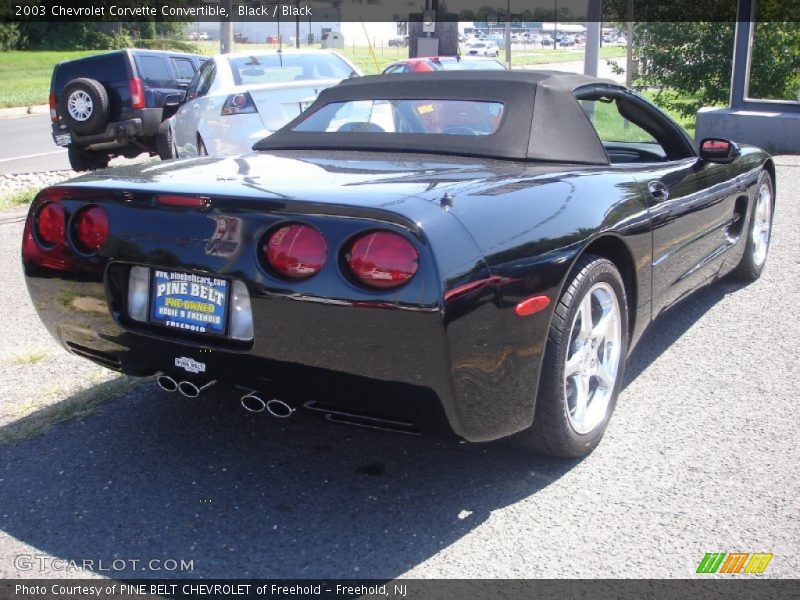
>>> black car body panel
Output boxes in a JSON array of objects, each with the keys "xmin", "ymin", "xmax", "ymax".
[{"xmin": 24, "ymin": 72, "xmax": 774, "ymax": 443}]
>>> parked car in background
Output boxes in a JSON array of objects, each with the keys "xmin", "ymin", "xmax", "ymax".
[
  {"xmin": 465, "ymin": 41, "xmax": 500, "ymax": 57},
  {"xmin": 49, "ymin": 49, "xmax": 205, "ymax": 171},
  {"xmin": 555, "ymin": 34, "xmax": 576, "ymax": 47},
  {"xmin": 382, "ymin": 56, "xmax": 506, "ymax": 73},
  {"xmin": 387, "ymin": 36, "xmax": 408, "ymax": 47},
  {"xmin": 160, "ymin": 50, "xmax": 361, "ymax": 159}
]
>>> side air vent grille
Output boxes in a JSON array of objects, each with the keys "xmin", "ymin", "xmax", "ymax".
[{"xmin": 304, "ymin": 400, "xmax": 420, "ymax": 436}]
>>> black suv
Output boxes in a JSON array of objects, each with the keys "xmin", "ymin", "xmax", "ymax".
[{"xmin": 50, "ymin": 49, "xmax": 205, "ymax": 171}]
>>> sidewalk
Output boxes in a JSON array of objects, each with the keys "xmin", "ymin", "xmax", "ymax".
[
  {"xmin": 517, "ymin": 56, "xmax": 627, "ymax": 84},
  {"xmin": 0, "ymin": 105, "xmax": 48, "ymax": 119}
]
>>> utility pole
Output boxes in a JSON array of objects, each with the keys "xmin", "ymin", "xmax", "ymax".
[
  {"xmin": 553, "ymin": 0, "xmax": 557, "ymax": 50},
  {"xmin": 220, "ymin": 0, "xmax": 233, "ymax": 53},
  {"xmin": 583, "ymin": 0, "xmax": 601, "ymax": 76},
  {"xmin": 583, "ymin": 0, "xmax": 602, "ymax": 122},
  {"xmin": 626, "ymin": 0, "xmax": 634, "ymax": 88},
  {"xmin": 504, "ymin": 0, "xmax": 511, "ymax": 67},
  {"xmin": 295, "ymin": 0, "xmax": 301, "ymax": 48}
]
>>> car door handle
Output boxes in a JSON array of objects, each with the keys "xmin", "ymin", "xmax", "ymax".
[{"xmin": 648, "ymin": 180, "xmax": 669, "ymax": 202}]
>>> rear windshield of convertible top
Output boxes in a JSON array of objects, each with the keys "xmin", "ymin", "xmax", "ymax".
[{"xmin": 292, "ymin": 99, "xmax": 505, "ymax": 136}]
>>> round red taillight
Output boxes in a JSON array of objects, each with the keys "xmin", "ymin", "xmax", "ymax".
[
  {"xmin": 35, "ymin": 201, "xmax": 66, "ymax": 247},
  {"xmin": 232, "ymin": 93, "xmax": 247, "ymax": 107},
  {"xmin": 264, "ymin": 223, "xmax": 327, "ymax": 280},
  {"xmin": 345, "ymin": 231, "xmax": 419, "ymax": 289},
  {"xmin": 73, "ymin": 205, "xmax": 109, "ymax": 253}
]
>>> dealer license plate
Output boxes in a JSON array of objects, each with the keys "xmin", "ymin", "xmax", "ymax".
[{"xmin": 150, "ymin": 269, "xmax": 229, "ymax": 335}]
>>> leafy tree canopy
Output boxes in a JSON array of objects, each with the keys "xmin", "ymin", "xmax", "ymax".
[{"xmin": 633, "ymin": 21, "xmax": 800, "ymax": 115}]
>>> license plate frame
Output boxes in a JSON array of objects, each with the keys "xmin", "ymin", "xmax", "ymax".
[{"xmin": 149, "ymin": 269, "xmax": 231, "ymax": 337}]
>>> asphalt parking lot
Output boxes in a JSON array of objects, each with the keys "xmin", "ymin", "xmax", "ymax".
[{"xmin": 0, "ymin": 156, "xmax": 798, "ymax": 579}]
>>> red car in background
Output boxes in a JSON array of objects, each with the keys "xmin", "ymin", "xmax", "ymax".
[{"xmin": 382, "ymin": 56, "xmax": 506, "ymax": 74}]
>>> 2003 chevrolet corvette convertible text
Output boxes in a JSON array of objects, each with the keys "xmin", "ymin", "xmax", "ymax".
[{"xmin": 22, "ymin": 72, "xmax": 775, "ymax": 457}]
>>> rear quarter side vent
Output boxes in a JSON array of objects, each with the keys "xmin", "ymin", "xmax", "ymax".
[{"xmin": 727, "ymin": 195, "xmax": 750, "ymax": 243}]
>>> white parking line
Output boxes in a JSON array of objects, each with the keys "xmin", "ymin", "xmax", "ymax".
[{"xmin": 0, "ymin": 150, "xmax": 66, "ymax": 164}]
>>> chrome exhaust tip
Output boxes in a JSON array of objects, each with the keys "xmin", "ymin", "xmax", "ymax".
[
  {"xmin": 157, "ymin": 375, "xmax": 178, "ymax": 393},
  {"xmin": 241, "ymin": 392, "xmax": 266, "ymax": 413},
  {"xmin": 265, "ymin": 398, "xmax": 295, "ymax": 419},
  {"xmin": 177, "ymin": 379, "xmax": 216, "ymax": 398}
]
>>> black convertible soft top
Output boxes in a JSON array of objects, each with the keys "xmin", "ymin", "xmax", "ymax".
[{"xmin": 254, "ymin": 70, "xmax": 623, "ymax": 165}]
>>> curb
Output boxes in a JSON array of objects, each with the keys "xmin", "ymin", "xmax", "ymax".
[{"xmin": 0, "ymin": 104, "xmax": 49, "ymax": 119}]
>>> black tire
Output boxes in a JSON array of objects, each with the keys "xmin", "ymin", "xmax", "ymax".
[
  {"xmin": 60, "ymin": 78, "xmax": 110, "ymax": 135},
  {"xmin": 67, "ymin": 145, "xmax": 109, "ymax": 172},
  {"xmin": 518, "ymin": 254, "xmax": 629, "ymax": 457},
  {"xmin": 156, "ymin": 120, "xmax": 176, "ymax": 160},
  {"xmin": 732, "ymin": 170, "xmax": 774, "ymax": 282}
]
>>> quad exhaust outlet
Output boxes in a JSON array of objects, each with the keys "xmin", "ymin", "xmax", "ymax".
[
  {"xmin": 156, "ymin": 375, "xmax": 216, "ymax": 398},
  {"xmin": 265, "ymin": 398, "xmax": 295, "ymax": 418},
  {"xmin": 156, "ymin": 375, "xmax": 178, "ymax": 392},
  {"xmin": 157, "ymin": 377, "xmax": 295, "ymax": 418},
  {"xmin": 156, "ymin": 377, "xmax": 412, "ymax": 431},
  {"xmin": 240, "ymin": 392, "xmax": 295, "ymax": 418},
  {"xmin": 178, "ymin": 379, "xmax": 217, "ymax": 398},
  {"xmin": 240, "ymin": 392, "xmax": 266, "ymax": 413}
]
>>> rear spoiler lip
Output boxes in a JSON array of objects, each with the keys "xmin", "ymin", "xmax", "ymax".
[{"xmin": 36, "ymin": 183, "xmax": 427, "ymax": 236}]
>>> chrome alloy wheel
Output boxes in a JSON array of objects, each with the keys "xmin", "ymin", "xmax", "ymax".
[
  {"xmin": 752, "ymin": 180, "xmax": 773, "ymax": 268},
  {"xmin": 67, "ymin": 90, "xmax": 93, "ymax": 121},
  {"xmin": 563, "ymin": 282, "xmax": 622, "ymax": 434}
]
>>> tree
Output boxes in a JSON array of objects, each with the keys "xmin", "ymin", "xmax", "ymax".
[
  {"xmin": 12, "ymin": 22, "xmax": 131, "ymax": 50},
  {"xmin": 749, "ymin": 22, "xmax": 800, "ymax": 102},
  {"xmin": 633, "ymin": 21, "xmax": 800, "ymax": 116},
  {"xmin": 3, "ymin": 0, "xmax": 187, "ymax": 50},
  {"xmin": 0, "ymin": 23, "xmax": 19, "ymax": 50}
]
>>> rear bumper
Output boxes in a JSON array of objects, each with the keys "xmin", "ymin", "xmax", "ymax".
[
  {"xmin": 54, "ymin": 306, "xmax": 455, "ymax": 437},
  {"xmin": 53, "ymin": 108, "xmax": 162, "ymax": 151},
  {"xmin": 24, "ymin": 268, "xmax": 548, "ymax": 442},
  {"xmin": 24, "ymin": 267, "xmax": 467, "ymax": 439}
]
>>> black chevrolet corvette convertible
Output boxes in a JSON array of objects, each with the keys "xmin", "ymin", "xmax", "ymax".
[{"xmin": 22, "ymin": 71, "xmax": 775, "ymax": 457}]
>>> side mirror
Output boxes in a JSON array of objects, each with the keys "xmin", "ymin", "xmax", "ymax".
[
  {"xmin": 164, "ymin": 92, "xmax": 185, "ymax": 108},
  {"xmin": 699, "ymin": 138, "xmax": 740, "ymax": 164},
  {"xmin": 162, "ymin": 92, "xmax": 186, "ymax": 120}
]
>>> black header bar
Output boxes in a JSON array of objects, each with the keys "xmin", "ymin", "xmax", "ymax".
[
  {"xmin": 2, "ymin": 579, "xmax": 799, "ymax": 600},
  {"xmin": 2, "ymin": 0, "xmax": 799, "ymax": 23}
]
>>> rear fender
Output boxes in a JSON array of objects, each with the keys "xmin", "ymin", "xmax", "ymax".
[{"xmin": 196, "ymin": 120, "xmax": 214, "ymax": 156}]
